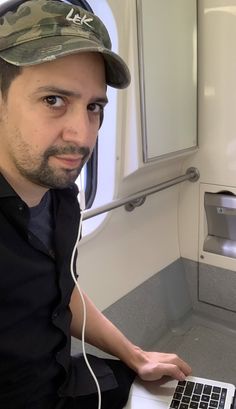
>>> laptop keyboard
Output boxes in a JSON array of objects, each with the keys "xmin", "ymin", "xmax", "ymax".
[{"xmin": 170, "ymin": 381, "xmax": 227, "ymax": 409}]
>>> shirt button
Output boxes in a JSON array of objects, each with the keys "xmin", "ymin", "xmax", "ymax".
[
  {"xmin": 18, "ymin": 205, "xmax": 24, "ymax": 211},
  {"xmin": 49, "ymin": 249, "xmax": 55, "ymax": 258},
  {"xmin": 52, "ymin": 311, "xmax": 59, "ymax": 320}
]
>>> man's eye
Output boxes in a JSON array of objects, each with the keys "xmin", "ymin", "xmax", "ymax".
[
  {"xmin": 43, "ymin": 96, "xmax": 65, "ymax": 108},
  {"xmin": 88, "ymin": 103, "xmax": 103, "ymax": 114}
]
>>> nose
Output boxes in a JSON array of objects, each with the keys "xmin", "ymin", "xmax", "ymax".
[{"xmin": 61, "ymin": 106, "xmax": 97, "ymax": 147}]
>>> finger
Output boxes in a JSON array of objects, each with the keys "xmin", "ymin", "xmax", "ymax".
[
  {"xmin": 170, "ymin": 355, "xmax": 192, "ymax": 376},
  {"xmin": 159, "ymin": 353, "xmax": 192, "ymax": 376},
  {"xmin": 139, "ymin": 362, "xmax": 190, "ymax": 382},
  {"xmin": 179, "ymin": 360, "xmax": 192, "ymax": 376},
  {"xmin": 155, "ymin": 362, "xmax": 189, "ymax": 381}
]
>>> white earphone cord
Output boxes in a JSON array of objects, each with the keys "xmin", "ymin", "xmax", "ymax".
[{"xmin": 70, "ymin": 187, "xmax": 102, "ymax": 409}]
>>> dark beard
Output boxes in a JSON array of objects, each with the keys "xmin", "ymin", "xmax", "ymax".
[{"xmin": 16, "ymin": 144, "xmax": 90, "ymax": 189}]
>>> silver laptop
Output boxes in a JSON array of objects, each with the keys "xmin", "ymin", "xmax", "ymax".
[{"xmin": 124, "ymin": 376, "xmax": 235, "ymax": 409}]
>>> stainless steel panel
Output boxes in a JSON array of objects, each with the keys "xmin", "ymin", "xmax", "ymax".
[{"xmin": 204, "ymin": 192, "xmax": 236, "ymax": 257}]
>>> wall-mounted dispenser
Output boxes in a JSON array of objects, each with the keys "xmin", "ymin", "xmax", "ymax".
[{"xmin": 204, "ymin": 192, "xmax": 236, "ymax": 258}]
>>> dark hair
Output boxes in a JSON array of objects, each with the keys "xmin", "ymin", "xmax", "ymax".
[{"xmin": 0, "ymin": 58, "xmax": 22, "ymax": 98}]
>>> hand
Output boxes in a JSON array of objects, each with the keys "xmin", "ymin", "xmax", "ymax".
[{"xmin": 134, "ymin": 350, "xmax": 192, "ymax": 382}]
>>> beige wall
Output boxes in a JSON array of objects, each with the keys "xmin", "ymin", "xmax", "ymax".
[{"xmin": 179, "ymin": 1, "xmax": 236, "ymax": 273}]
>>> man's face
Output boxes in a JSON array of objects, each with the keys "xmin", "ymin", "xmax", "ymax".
[{"xmin": 0, "ymin": 52, "xmax": 107, "ymax": 190}]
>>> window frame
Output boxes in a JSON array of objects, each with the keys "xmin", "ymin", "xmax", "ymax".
[{"xmin": 84, "ymin": 141, "xmax": 98, "ymax": 209}]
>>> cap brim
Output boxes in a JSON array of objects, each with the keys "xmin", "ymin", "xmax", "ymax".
[{"xmin": 0, "ymin": 36, "xmax": 131, "ymax": 89}]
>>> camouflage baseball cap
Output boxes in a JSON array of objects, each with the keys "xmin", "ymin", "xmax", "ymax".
[{"xmin": 0, "ymin": 0, "xmax": 131, "ymax": 89}]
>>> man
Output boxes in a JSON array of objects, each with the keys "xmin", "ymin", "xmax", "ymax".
[{"xmin": 0, "ymin": 0, "xmax": 191, "ymax": 408}]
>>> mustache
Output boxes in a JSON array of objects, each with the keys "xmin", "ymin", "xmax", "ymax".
[{"xmin": 44, "ymin": 145, "xmax": 91, "ymax": 161}]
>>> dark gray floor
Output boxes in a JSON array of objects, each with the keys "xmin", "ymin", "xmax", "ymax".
[
  {"xmin": 71, "ymin": 259, "xmax": 236, "ymax": 387},
  {"xmin": 150, "ymin": 313, "xmax": 236, "ymax": 385},
  {"xmin": 71, "ymin": 311, "xmax": 236, "ymax": 386}
]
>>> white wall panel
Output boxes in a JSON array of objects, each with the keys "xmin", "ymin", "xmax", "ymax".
[
  {"xmin": 78, "ymin": 187, "xmax": 180, "ymax": 310},
  {"xmin": 179, "ymin": 0, "xmax": 236, "ymax": 262}
]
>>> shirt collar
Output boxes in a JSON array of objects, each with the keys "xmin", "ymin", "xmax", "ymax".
[
  {"xmin": 0, "ymin": 173, "xmax": 18, "ymax": 198},
  {"xmin": 0, "ymin": 172, "xmax": 79, "ymax": 200}
]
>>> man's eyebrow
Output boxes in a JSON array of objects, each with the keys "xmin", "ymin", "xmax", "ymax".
[{"xmin": 32, "ymin": 86, "xmax": 108, "ymax": 104}]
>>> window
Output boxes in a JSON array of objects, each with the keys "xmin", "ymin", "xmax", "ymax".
[{"xmin": 82, "ymin": 141, "xmax": 98, "ymax": 210}]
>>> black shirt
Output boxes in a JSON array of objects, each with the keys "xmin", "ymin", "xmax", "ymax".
[{"xmin": 0, "ymin": 174, "xmax": 117, "ymax": 409}]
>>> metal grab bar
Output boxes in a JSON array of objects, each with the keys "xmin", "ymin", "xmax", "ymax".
[{"xmin": 83, "ymin": 167, "xmax": 200, "ymax": 220}]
